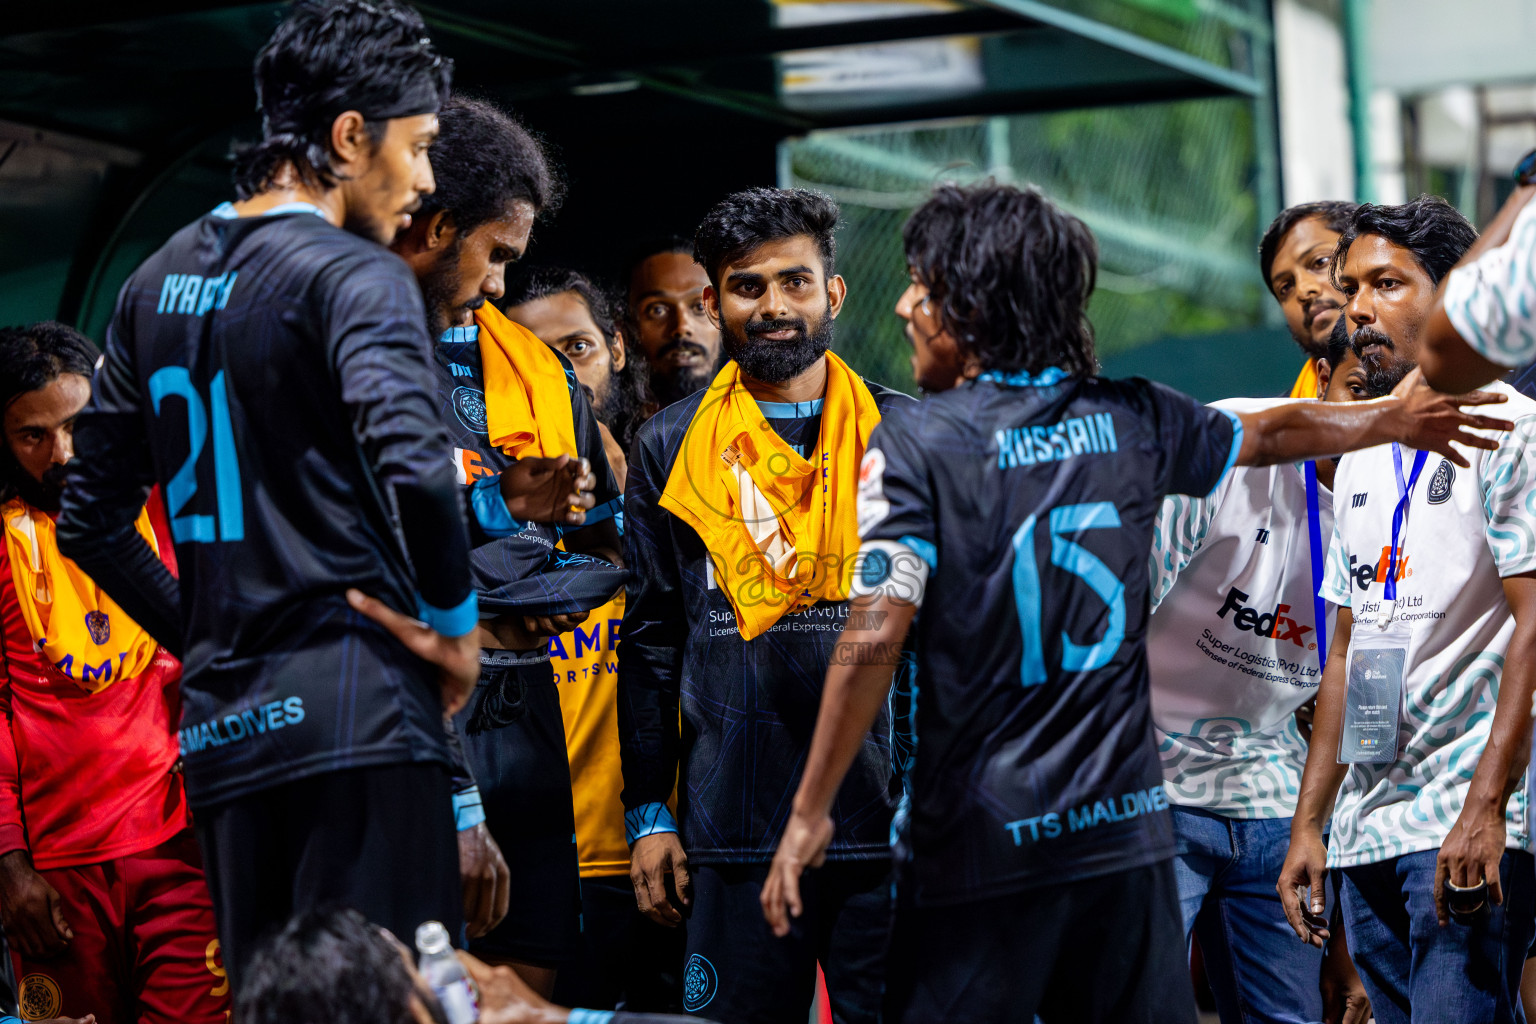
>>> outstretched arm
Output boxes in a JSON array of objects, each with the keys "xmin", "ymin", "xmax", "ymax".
[
  {"xmin": 1421, "ymin": 184, "xmax": 1536, "ymax": 392},
  {"xmin": 1235, "ymin": 372, "xmax": 1510, "ymax": 469}
]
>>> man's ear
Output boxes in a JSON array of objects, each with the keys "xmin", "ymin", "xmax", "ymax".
[
  {"xmin": 1313, "ymin": 356, "xmax": 1331, "ymax": 400},
  {"xmin": 391, "ymin": 209, "xmax": 454, "ymax": 260},
  {"xmin": 329, "ymin": 109, "xmax": 371, "ymax": 174},
  {"xmin": 826, "ymin": 275, "xmax": 848, "ymax": 319},
  {"xmin": 702, "ymin": 285, "xmax": 722, "ymax": 331},
  {"xmin": 609, "ymin": 327, "xmax": 627, "ymax": 372}
]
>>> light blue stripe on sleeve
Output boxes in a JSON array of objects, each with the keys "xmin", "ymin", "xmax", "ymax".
[
  {"xmin": 416, "ymin": 591, "xmax": 478, "ymax": 638},
  {"xmin": 899, "ymin": 535, "xmax": 937, "ymax": 569},
  {"xmin": 470, "ymin": 474, "xmax": 525, "ymax": 537},
  {"xmin": 1212, "ymin": 408, "xmax": 1244, "ymax": 496},
  {"xmin": 624, "ymin": 802, "xmax": 679, "ymax": 845},
  {"xmin": 567, "ymin": 1010, "xmax": 616, "ymax": 1024}
]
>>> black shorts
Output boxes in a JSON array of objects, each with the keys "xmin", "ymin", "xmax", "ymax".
[
  {"xmin": 552, "ymin": 873, "xmax": 687, "ymax": 1012},
  {"xmin": 680, "ymin": 859, "xmax": 889, "ymax": 1023},
  {"xmin": 455, "ymin": 653, "xmax": 582, "ymax": 967},
  {"xmin": 884, "ymin": 859, "xmax": 1197, "ymax": 1024},
  {"xmin": 196, "ymin": 761, "xmax": 461, "ymax": 995}
]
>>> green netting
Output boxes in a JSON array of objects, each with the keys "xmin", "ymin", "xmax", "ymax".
[{"xmin": 784, "ymin": 97, "xmax": 1268, "ymax": 393}]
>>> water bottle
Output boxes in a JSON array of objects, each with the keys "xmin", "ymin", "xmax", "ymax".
[{"xmin": 414, "ymin": 921, "xmax": 479, "ymax": 1024}]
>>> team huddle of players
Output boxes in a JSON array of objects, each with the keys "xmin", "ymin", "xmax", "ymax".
[{"xmin": 4, "ymin": 1, "xmax": 1536, "ymax": 1023}]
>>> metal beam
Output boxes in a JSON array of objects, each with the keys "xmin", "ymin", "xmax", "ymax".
[{"xmin": 2, "ymin": 0, "xmax": 262, "ymax": 39}]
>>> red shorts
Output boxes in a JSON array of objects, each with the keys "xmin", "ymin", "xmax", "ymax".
[{"xmin": 12, "ymin": 829, "xmax": 229, "ymax": 1024}]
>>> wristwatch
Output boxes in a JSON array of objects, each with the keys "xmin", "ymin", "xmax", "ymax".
[{"xmin": 1515, "ymin": 148, "xmax": 1536, "ymax": 186}]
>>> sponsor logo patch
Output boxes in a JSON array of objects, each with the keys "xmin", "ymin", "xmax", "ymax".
[
  {"xmin": 452, "ymin": 386, "xmax": 488, "ymax": 434},
  {"xmin": 683, "ymin": 954, "xmax": 718, "ymax": 1012},
  {"xmin": 1427, "ymin": 459, "xmax": 1454, "ymax": 504},
  {"xmin": 20, "ymin": 973, "xmax": 62, "ymax": 1019},
  {"xmin": 84, "ymin": 610, "xmax": 110, "ymax": 644}
]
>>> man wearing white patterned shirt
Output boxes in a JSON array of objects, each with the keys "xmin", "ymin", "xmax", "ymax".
[
  {"xmin": 1280, "ymin": 197, "xmax": 1536, "ymax": 1024},
  {"xmin": 1420, "ymin": 174, "xmax": 1536, "ymax": 392},
  {"xmin": 1148, "ymin": 334, "xmax": 1371, "ymax": 1024}
]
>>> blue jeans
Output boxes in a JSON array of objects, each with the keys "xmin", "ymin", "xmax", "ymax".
[
  {"xmin": 1339, "ymin": 849, "xmax": 1535, "ymax": 1024},
  {"xmin": 1172, "ymin": 806, "xmax": 1323, "ymax": 1024}
]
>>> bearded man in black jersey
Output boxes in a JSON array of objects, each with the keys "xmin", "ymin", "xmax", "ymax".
[{"xmin": 391, "ymin": 96, "xmax": 623, "ymax": 999}]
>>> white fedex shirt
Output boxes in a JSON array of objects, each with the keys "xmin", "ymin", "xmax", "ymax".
[
  {"xmin": 1320, "ymin": 381, "xmax": 1536, "ymax": 868},
  {"xmin": 1149, "ymin": 398, "xmax": 1335, "ymax": 819}
]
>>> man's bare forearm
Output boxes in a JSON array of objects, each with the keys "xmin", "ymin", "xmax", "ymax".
[
  {"xmin": 1293, "ymin": 609, "xmax": 1354, "ymax": 834},
  {"xmin": 1238, "ymin": 399, "xmax": 1407, "ymax": 467},
  {"xmin": 1464, "ymin": 577, "xmax": 1536, "ymax": 816},
  {"xmin": 791, "ymin": 596, "xmax": 917, "ymax": 820}
]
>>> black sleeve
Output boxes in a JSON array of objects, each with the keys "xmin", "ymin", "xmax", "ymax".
[
  {"xmin": 615, "ymin": 422, "xmax": 685, "ymax": 813},
  {"xmin": 856, "ymin": 411, "xmax": 935, "ymax": 550},
  {"xmin": 1140, "ymin": 379, "xmax": 1241, "ymax": 500},
  {"xmin": 57, "ymin": 301, "xmax": 184, "ymax": 655},
  {"xmin": 325, "ymin": 254, "xmax": 474, "ymax": 623}
]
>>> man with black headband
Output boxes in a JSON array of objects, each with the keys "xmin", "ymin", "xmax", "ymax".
[
  {"xmin": 618, "ymin": 188, "xmax": 914, "ymax": 1023},
  {"xmin": 1279, "ymin": 197, "xmax": 1536, "ymax": 1023},
  {"xmin": 54, "ymin": 0, "xmax": 491, "ymax": 991}
]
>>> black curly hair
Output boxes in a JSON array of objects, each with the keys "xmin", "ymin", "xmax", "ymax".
[
  {"xmin": 1258, "ymin": 200, "xmax": 1358, "ymax": 288},
  {"xmin": 1331, "ymin": 195, "xmax": 1477, "ymax": 289},
  {"xmin": 903, "ymin": 182, "xmax": 1097, "ymax": 377},
  {"xmin": 693, "ymin": 188, "xmax": 838, "ymax": 289},
  {"xmin": 416, "ymin": 96, "xmax": 563, "ymax": 235},
  {"xmin": 0, "ymin": 321, "xmax": 98, "ymax": 504},
  {"xmin": 502, "ymin": 265, "xmax": 654, "ymax": 454},
  {"xmin": 236, "ymin": 906, "xmax": 446, "ymax": 1024},
  {"xmin": 233, "ymin": 0, "xmax": 453, "ymax": 199}
]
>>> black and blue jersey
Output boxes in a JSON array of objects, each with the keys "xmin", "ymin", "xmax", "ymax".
[
  {"xmin": 858, "ymin": 370, "xmax": 1239, "ymax": 905},
  {"xmin": 431, "ymin": 324, "xmax": 623, "ymax": 617},
  {"xmin": 618, "ymin": 382, "xmax": 916, "ymax": 864},
  {"xmin": 58, "ymin": 204, "xmax": 476, "ymax": 809}
]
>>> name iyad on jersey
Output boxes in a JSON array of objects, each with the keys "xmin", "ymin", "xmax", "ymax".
[
  {"xmin": 1216, "ymin": 587, "xmax": 1313, "ymax": 647},
  {"xmin": 994, "ymin": 412, "xmax": 1118, "ymax": 470},
  {"xmin": 157, "ymin": 272, "xmax": 238, "ymax": 316},
  {"xmin": 1348, "ymin": 547, "xmax": 1411, "ymax": 591}
]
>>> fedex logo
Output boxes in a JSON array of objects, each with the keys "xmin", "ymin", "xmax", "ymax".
[
  {"xmin": 1348, "ymin": 547, "xmax": 1411, "ymax": 592},
  {"xmin": 453, "ymin": 447, "xmax": 493, "ymax": 485},
  {"xmin": 1216, "ymin": 587, "xmax": 1314, "ymax": 647}
]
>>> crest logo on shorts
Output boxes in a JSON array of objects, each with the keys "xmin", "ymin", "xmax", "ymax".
[
  {"xmin": 1427, "ymin": 458, "xmax": 1454, "ymax": 505},
  {"xmin": 452, "ymin": 386, "xmax": 489, "ymax": 434},
  {"xmin": 20, "ymin": 973, "xmax": 62, "ymax": 1020},
  {"xmin": 683, "ymin": 953, "xmax": 718, "ymax": 1012},
  {"xmin": 85, "ymin": 610, "xmax": 110, "ymax": 644}
]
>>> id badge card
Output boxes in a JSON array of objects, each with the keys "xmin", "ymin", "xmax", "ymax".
[{"xmin": 1339, "ymin": 623, "xmax": 1410, "ymax": 764}]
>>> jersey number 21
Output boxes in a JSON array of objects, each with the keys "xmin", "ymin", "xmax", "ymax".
[{"xmin": 149, "ymin": 367, "xmax": 244, "ymax": 544}]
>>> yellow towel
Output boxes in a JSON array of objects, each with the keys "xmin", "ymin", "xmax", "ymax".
[
  {"xmin": 1290, "ymin": 358, "xmax": 1320, "ymax": 399},
  {"xmin": 477, "ymin": 303, "xmax": 577, "ymax": 459},
  {"xmin": 660, "ymin": 352, "xmax": 882, "ymax": 640},
  {"xmin": 2, "ymin": 498, "xmax": 160, "ymax": 693}
]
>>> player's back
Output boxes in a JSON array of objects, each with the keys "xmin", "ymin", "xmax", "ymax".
[
  {"xmin": 860, "ymin": 372, "xmax": 1238, "ymax": 905},
  {"xmin": 97, "ymin": 206, "xmax": 453, "ymax": 806}
]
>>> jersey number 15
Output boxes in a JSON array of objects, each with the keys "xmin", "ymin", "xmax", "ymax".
[
  {"xmin": 149, "ymin": 367, "xmax": 244, "ymax": 544},
  {"xmin": 1011, "ymin": 501, "xmax": 1125, "ymax": 686}
]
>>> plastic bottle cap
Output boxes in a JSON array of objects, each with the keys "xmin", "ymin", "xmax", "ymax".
[{"xmin": 414, "ymin": 921, "xmax": 451, "ymax": 956}]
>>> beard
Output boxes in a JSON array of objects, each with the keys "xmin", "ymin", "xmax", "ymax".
[
  {"xmin": 1351, "ymin": 325, "xmax": 1415, "ymax": 398},
  {"xmin": 721, "ymin": 305, "xmax": 834, "ymax": 385},
  {"xmin": 419, "ymin": 237, "xmax": 485, "ymax": 339},
  {"xmin": 648, "ymin": 346, "xmax": 718, "ymax": 407},
  {"xmin": 5, "ymin": 460, "xmax": 68, "ymax": 513}
]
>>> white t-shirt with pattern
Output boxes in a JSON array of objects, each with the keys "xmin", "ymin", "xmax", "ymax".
[
  {"xmin": 1149, "ymin": 398, "xmax": 1336, "ymax": 819},
  {"xmin": 1320, "ymin": 381, "xmax": 1536, "ymax": 868},
  {"xmin": 1444, "ymin": 196, "xmax": 1536, "ymax": 369}
]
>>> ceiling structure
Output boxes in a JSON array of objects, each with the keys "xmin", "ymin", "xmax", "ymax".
[{"xmin": 0, "ymin": 0, "xmax": 1262, "ymax": 331}]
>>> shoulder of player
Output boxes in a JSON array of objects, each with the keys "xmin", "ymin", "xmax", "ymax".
[{"xmin": 862, "ymin": 378, "xmax": 916, "ymax": 411}]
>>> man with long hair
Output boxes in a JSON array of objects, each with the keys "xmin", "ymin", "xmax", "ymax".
[{"xmin": 761, "ymin": 182, "xmax": 1512, "ymax": 1023}]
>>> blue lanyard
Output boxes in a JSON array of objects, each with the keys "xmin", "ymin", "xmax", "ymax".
[
  {"xmin": 1303, "ymin": 461, "xmax": 1328, "ymax": 671},
  {"xmin": 1385, "ymin": 444, "xmax": 1428, "ymax": 604}
]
